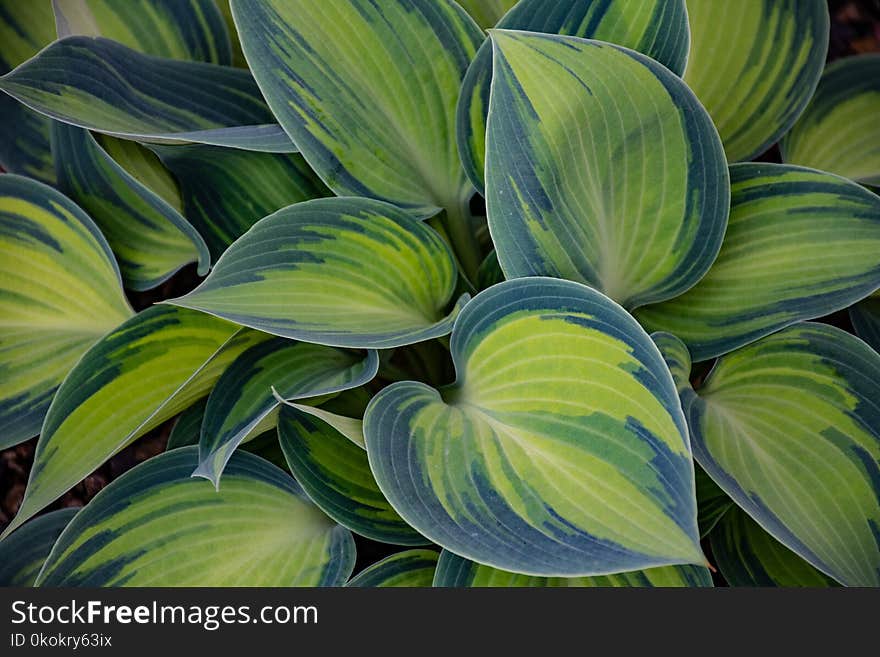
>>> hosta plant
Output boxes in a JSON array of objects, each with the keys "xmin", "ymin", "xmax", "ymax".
[{"xmin": 0, "ymin": 0, "xmax": 878, "ymax": 589}]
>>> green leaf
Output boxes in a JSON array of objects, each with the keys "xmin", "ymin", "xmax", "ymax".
[
  {"xmin": 169, "ymin": 197, "xmax": 465, "ymax": 349},
  {"xmin": 457, "ymin": 0, "xmax": 690, "ymax": 192},
  {"xmin": 636, "ymin": 164, "xmax": 880, "ymax": 361},
  {"xmin": 151, "ymin": 144, "xmax": 330, "ymax": 260},
  {"xmin": 433, "ymin": 550, "xmax": 712, "ymax": 587},
  {"xmin": 485, "ymin": 31, "xmax": 728, "ymax": 309},
  {"xmin": 278, "ymin": 405, "xmax": 426, "ymax": 546},
  {"xmin": 0, "ymin": 0, "xmax": 58, "ymax": 183},
  {"xmin": 231, "ymin": 0, "xmax": 485, "ymax": 277},
  {"xmin": 52, "ymin": 122, "xmax": 209, "ymax": 290},
  {"xmin": 365, "ymin": 277, "xmax": 703, "ymax": 576},
  {"xmin": 0, "ymin": 36, "xmax": 295, "ymax": 151},
  {"xmin": 0, "ymin": 174, "xmax": 133, "ymax": 450},
  {"xmin": 655, "ymin": 326, "xmax": 880, "ymax": 586},
  {"xmin": 347, "ymin": 550, "xmax": 439, "ymax": 587},
  {"xmin": 195, "ymin": 337, "xmax": 378, "ymax": 486},
  {"xmin": 279, "ymin": 402, "xmax": 365, "ymax": 449},
  {"xmin": 96, "ymin": 134, "xmax": 184, "ymax": 211},
  {"xmin": 695, "ymin": 464, "xmax": 733, "ymax": 538},
  {"xmin": 849, "ymin": 297, "xmax": 880, "ymax": 354},
  {"xmin": 683, "ymin": 0, "xmax": 829, "ymax": 161},
  {"xmin": 456, "ymin": 0, "xmax": 516, "ymax": 29},
  {"xmin": 166, "ymin": 398, "xmax": 207, "ymax": 450},
  {"xmin": 711, "ymin": 507, "xmax": 839, "ymax": 587},
  {"xmin": 0, "ymin": 508, "xmax": 78, "ymax": 586},
  {"xmin": 1, "ymin": 306, "xmax": 267, "ymax": 538},
  {"xmin": 36, "ymin": 447, "xmax": 355, "ymax": 586},
  {"xmin": 781, "ymin": 54, "xmax": 880, "ymax": 186},
  {"xmin": 213, "ymin": 0, "xmax": 248, "ymax": 68},
  {"xmin": 53, "ymin": 0, "xmax": 232, "ymax": 64},
  {"xmin": 476, "ymin": 250, "xmax": 504, "ymax": 291}
]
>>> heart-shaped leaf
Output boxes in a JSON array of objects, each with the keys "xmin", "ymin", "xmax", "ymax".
[
  {"xmin": 683, "ymin": 0, "xmax": 828, "ymax": 161},
  {"xmin": 278, "ymin": 405, "xmax": 426, "ymax": 545},
  {"xmin": 485, "ymin": 31, "xmax": 729, "ymax": 309},
  {"xmin": 53, "ymin": 0, "xmax": 233, "ymax": 65},
  {"xmin": 36, "ymin": 447, "xmax": 355, "ymax": 586},
  {"xmin": 347, "ymin": 550, "xmax": 439, "ymax": 588},
  {"xmin": 169, "ymin": 197, "xmax": 465, "ymax": 349},
  {"xmin": 365, "ymin": 277, "xmax": 703, "ymax": 576},
  {"xmin": 2, "ymin": 306, "xmax": 267, "ymax": 538},
  {"xmin": 0, "ymin": 174, "xmax": 133, "ymax": 450},
  {"xmin": 849, "ymin": 296, "xmax": 880, "ymax": 354},
  {"xmin": 0, "ymin": 36, "xmax": 295, "ymax": 151},
  {"xmin": 781, "ymin": 54, "xmax": 880, "ymax": 186},
  {"xmin": 195, "ymin": 337, "xmax": 378, "ymax": 486},
  {"xmin": 710, "ymin": 506, "xmax": 839, "ymax": 587},
  {"xmin": 637, "ymin": 164, "xmax": 880, "ymax": 361},
  {"xmin": 52, "ymin": 122, "xmax": 209, "ymax": 290},
  {"xmin": 458, "ymin": 0, "xmax": 690, "ymax": 192},
  {"xmin": 231, "ymin": 0, "xmax": 485, "ymax": 277},
  {"xmin": 433, "ymin": 550, "xmax": 711, "ymax": 587},
  {"xmin": 654, "ymin": 326, "xmax": 880, "ymax": 586},
  {"xmin": 151, "ymin": 144, "xmax": 330, "ymax": 260},
  {"xmin": 0, "ymin": 508, "xmax": 77, "ymax": 586}
]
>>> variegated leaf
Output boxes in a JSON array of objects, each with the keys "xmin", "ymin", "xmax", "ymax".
[
  {"xmin": 169, "ymin": 197, "xmax": 465, "ymax": 349},
  {"xmin": 0, "ymin": 508, "xmax": 77, "ymax": 586},
  {"xmin": 485, "ymin": 31, "xmax": 728, "ymax": 309},
  {"xmin": 683, "ymin": 0, "xmax": 828, "ymax": 161},
  {"xmin": 347, "ymin": 550, "xmax": 439, "ymax": 588},
  {"xmin": 365, "ymin": 277, "xmax": 703, "ymax": 576},
  {"xmin": 849, "ymin": 297, "xmax": 880, "ymax": 354},
  {"xmin": 456, "ymin": 0, "xmax": 517, "ymax": 29},
  {"xmin": 0, "ymin": 174, "xmax": 132, "ymax": 449},
  {"xmin": 36, "ymin": 447, "xmax": 355, "ymax": 586},
  {"xmin": 655, "ymin": 327, "xmax": 880, "ymax": 586},
  {"xmin": 637, "ymin": 164, "xmax": 880, "ymax": 361}
]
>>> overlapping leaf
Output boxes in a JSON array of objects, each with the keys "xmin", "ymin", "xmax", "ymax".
[
  {"xmin": 711, "ymin": 506, "xmax": 839, "ymax": 587},
  {"xmin": 695, "ymin": 465, "xmax": 734, "ymax": 538},
  {"xmin": 347, "ymin": 550, "xmax": 439, "ymax": 588},
  {"xmin": 170, "ymin": 197, "xmax": 464, "ymax": 349},
  {"xmin": 52, "ymin": 122, "xmax": 209, "ymax": 290},
  {"xmin": 485, "ymin": 31, "xmax": 728, "ymax": 309},
  {"xmin": 2, "ymin": 307, "xmax": 267, "ymax": 538},
  {"xmin": 433, "ymin": 551, "xmax": 711, "ymax": 587},
  {"xmin": 151, "ymin": 144, "xmax": 330, "ymax": 259},
  {"xmin": 782, "ymin": 54, "xmax": 880, "ymax": 185},
  {"xmin": 278, "ymin": 405, "xmax": 425, "ymax": 545},
  {"xmin": 36, "ymin": 447, "xmax": 355, "ymax": 586},
  {"xmin": 456, "ymin": 0, "xmax": 516, "ymax": 29},
  {"xmin": 849, "ymin": 297, "xmax": 880, "ymax": 353},
  {"xmin": 195, "ymin": 337, "xmax": 378, "ymax": 486},
  {"xmin": 655, "ymin": 326, "xmax": 880, "ymax": 586},
  {"xmin": 683, "ymin": 0, "xmax": 828, "ymax": 161},
  {"xmin": 166, "ymin": 397, "xmax": 207, "ymax": 450},
  {"xmin": 637, "ymin": 164, "xmax": 880, "ymax": 361},
  {"xmin": 231, "ymin": 0, "xmax": 485, "ymax": 277},
  {"xmin": 365, "ymin": 277, "xmax": 703, "ymax": 576},
  {"xmin": 0, "ymin": 36, "xmax": 294, "ymax": 151},
  {"xmin": 0, "ymin": 508, "xmax": 77, "ymax": 586},
  {"xmin": 0, "ymin": 174, "xmax": 133, "ymax": 449},
  {"xmin": 457, "ymin": 0, "xmax": 690, "ymax": 192}
]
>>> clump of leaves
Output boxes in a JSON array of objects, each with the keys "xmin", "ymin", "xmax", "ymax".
[{"xmin": 0, "ymin": 0, "xmax": 878, "ymax": 588}]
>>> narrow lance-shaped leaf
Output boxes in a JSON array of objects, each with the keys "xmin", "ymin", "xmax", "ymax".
[
  {"xmin": 654, "ymin": 327, "xmax": 880, "ymax": 586},
  {"xmin": 231, "ymin": 0, "xmax": 486, "ymax": 278},
  {"xmin": 781, "ymin": 54, "xmax": 880, "ymax": 186},
  {"xmin": 52, "ymin": 0, "xmax": 232, "ymax": 65},
  {"xmin": 456, "ymin": 0, "xmax": 517, "ymax": 29},
  {"xmin": 1, "ymin": 307, "xmax": 267, "ymax": 538},
  {"xmin": 683, "ymin": 0, "xmax": 829, "ymax": 161},
  {"xmin": 151, "ymin": 143, "xmax": 330, "ymax": 260},
  {"xmin": 457, "ymin": 0, "xmax": 690, "ymax": 192},
  {"xmin": 279, "ymin": 405, "xmax": 426, "ymax": 546},
  {"xmin": 169, "ymin": 197, "xmax": 466, "ymax": 349},
  {"xmin": 213, "ymin": 0, "xmax": 248, "ymax": 68},
  {"xmin": 195, "ymin": 337, "xmax": 378, "ymax": 487},
  {"xmin": 166, "ymin": 398, "xmax": 207, "ymax": 450},
  {"xmin": 97, "ymin": 134, "xmax": 184, "ymax": 211},
  {"xmin": 365, "ymin": 277, "xmax": 704, "ymax": 576},
  {"xmin": 485, "ymin": 31, "xmax": 729, "ymax": 310},
  {"xmin": 0, "ymin": 174, "xmax": 133, "ymax": 450},
  {"xmin": 279, "ymin": 401, "xmax": 366, "ymax": 449},
  {"xmin": 637, "ymin": 164, "xmax": 880, "ymax": 361},
  {"xmin": 36, "ymin": 448, "xmax": 356, "ymax": 586},
  {"xmin": 710, "ymin": 506, "xmax": 839, "ymax": 587},
  {"xmin": 347, "ymin": 550, "xmax": 439, "ymax": 588},
  {"xmin": 0, "ymin": 36, "xmax": 296, "ymax": 152},
  {"xmin": 52, "ymin": 122, "xmax": 209, "ymax": 291},
  {"xmin": 0, "ymin": 508, "xmax": 78, "ymax": 586},
  {"xmin": 432, "ymin": 551, "xmax": 712, "ymax": 587}
]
